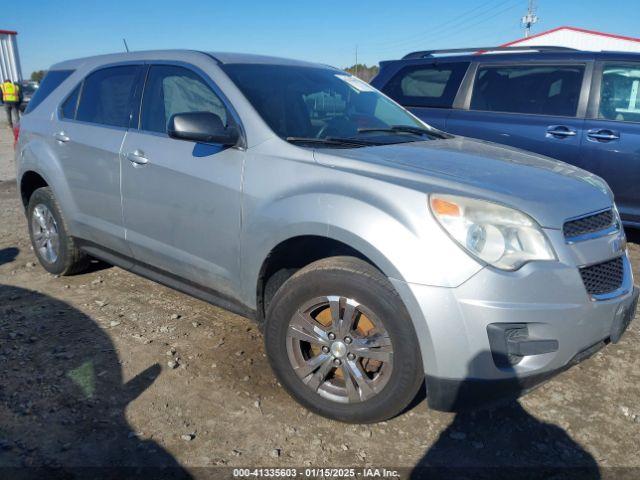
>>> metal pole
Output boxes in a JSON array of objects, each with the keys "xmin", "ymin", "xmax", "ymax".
[
  {"xmin": 355, "ymin": 45, "xmax": 358, "ymax": 78},
  {"xmin": 522, "ymin": 0, "xmax": 538, "ymax": 38}
]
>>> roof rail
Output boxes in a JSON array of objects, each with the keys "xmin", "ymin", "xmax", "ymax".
[{"xmin": 401, "ymin": 45, "xmax": 578, "ymax": 60}]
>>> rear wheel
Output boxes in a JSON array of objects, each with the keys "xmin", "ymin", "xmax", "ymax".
[
  {"xmin": 27, "ymin": 187, "xmax": 89, "ymax": 276},
  {"xmin": 265, "ymin": 256, "xmax": 423, "ymax": 423}
]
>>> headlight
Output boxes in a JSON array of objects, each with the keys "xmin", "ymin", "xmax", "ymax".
[{"xmin": 429, "ymin": 194, "xmax": 556, "ymax": 271}]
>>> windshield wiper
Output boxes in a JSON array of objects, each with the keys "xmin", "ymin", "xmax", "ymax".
[
  {"xmin": 286, "ymin": 137, "xmax": 381, "ymax": 148},
  {"xmin": 357, "ymin": 125, "xmax": 450, "ymax": 139}
]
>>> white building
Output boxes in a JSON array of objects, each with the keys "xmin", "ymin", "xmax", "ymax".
[
  {"xmin": 0, "ymin": 29, "xmax": 22, "ymax": 82},
  {"xmin": 501, "ymin": 26, "xmax": 640, "ymax": 53}
]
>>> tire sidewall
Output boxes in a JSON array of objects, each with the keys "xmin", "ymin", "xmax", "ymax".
[
  {"xmin": 265, "ymin": 262, "xmax": 423, "ymax": 423},
  {"xmin": 27, "ymin": 188, "xmax": 72, "ymax": 275}
]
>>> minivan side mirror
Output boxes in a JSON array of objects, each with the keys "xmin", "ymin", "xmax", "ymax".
[{"xmin": 167, "ymin": 112, "xmax": 239, "ymax": 146}]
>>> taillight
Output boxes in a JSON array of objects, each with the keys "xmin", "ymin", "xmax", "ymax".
[{"xmin": 13, "ymin": 124, "xmax": 19, "ymax": 148}]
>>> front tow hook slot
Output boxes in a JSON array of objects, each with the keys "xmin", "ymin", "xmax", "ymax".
[{"xmin": 487, "ymin": 324, "xmax": 559, "ymax": 368}]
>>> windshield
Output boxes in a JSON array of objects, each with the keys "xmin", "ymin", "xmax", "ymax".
[{"xmin": 222, "ymin": 64, "xmax": 438, "ymax": 145}]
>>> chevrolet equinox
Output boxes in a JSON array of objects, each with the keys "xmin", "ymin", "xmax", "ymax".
[{"xmin": 16, "ymin": 51, "xmax": 639, "ymax": 423}]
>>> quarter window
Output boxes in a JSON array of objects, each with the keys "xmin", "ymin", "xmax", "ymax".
[
  {"xmin": 470, "ymin": 65, "xmax": 585, "ymax": 117},
  {"xmin": 76, "ymin": 65, "xmax": 140, "ymax": 128},
  {"xmin": 382, "ymin": 62, "xmax": 469, "ymax": 108},
  {"xmin": 140, "ymin": 65, "xmax": 228, "ymax": 134},
  {"xmin": 599, "ymin": 64, "xmax": 640, "ymax": 123},
  {"xmin": 60, "ymin": 85, "xmax": 80, "ymax": 119},
  {"xmin": 24, "ymin": 70, "xmax": 73, "ymax": 114}
]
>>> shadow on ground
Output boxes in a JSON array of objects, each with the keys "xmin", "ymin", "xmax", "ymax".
[
  {"xmin": 411, "ymin": 352, "xmax": 600, "ymax": 480},
  {"xmin": 0, "ymin": 279, "xmax": 191, "ymax": 478}
]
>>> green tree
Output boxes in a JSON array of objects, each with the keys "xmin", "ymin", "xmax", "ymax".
[
  {"xmin": 344, "ymin": 64, "xmax": 379, "ymax": 83},
  {"xmin": 30, "ymin": 70, "xmax": 46, "ymax": 83}
]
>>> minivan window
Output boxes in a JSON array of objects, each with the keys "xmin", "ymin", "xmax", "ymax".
[
  {"xmin": 60, "ymin": 85, "xmax": 81, "ymax": 120},
  {"xmin": 222, "ymin": 64, "xmax": 426, "ymax": 142},
  {"xmin": 76, "ymin": 65, "xmax": 139, "ymax": 128},
  {"xmin": 23, "ymin": 70, "xmax": 73, "ymax": 114},
  {"xmin": 599, "ymin": 64, "xmax": 640, "ymax": 123},
  {"xmin": 140, "ymin": 65, "xmax": 228, "ymax": 134},
  {"xmin": 382, "ymin": 62, "xmax": 469, "ymax": 108},
  {"xmin": 471, "ymin": 65, "xmax": 585, "ymax": 117}
]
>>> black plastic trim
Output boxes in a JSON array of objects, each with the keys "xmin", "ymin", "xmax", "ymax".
[{"xmin": 75, "ymin": 239, "xmax": 256, "ymax": 320}]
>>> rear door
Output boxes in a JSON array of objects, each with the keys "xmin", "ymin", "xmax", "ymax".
[
  {"xmin": 446, "ymin": 62, "xmax": 591, "ymax": 165},
  {"xmin": 582, "ymin": 61, "xmax": 640, "ymax": 225},
  {"xmin": 53, "ymin": 64, "xmax": 143, "ymax": 254},
  {"xmin": 120, "ymin": 63, "xmax": 244, "ymax": 300},
  {"xmin": 377, "ymin": 61, "xmax": 469, "ymax": 130}
]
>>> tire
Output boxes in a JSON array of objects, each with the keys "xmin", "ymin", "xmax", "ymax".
[
  {"xmin": 265, "ymin": 256, "xmax": 423, "ymax": 423},
  {"xmin": 27, "ymin": 187, "xmax": 89, "ymax": 276}
]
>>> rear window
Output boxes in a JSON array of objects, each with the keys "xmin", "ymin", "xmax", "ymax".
[
  {"xmin": 23, "ymin": 70, "xmax": 73, "ymax": 114},
  {"xmin": 599, "ymin": 64, "xmax": 640, "ymax": 123},
  {"xmin": 381, "ymin": 62, "xmax": 469, "ymax": 108},
  {"xmin": 470, "ymin": 64, "xmax": 584, "ymax": 117},
  {"xmin": 76, "ymin": 65, "xmax": 139, "ymax": 128}
]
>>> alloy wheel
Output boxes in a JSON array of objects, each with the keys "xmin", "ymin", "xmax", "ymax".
[
  {"xmin": 286, "ymin": 295, "xmax": 393, "ymax": 404},
  {"xmin": 31, "ymin": 204, "xmax": 60, "ymax": 264}
]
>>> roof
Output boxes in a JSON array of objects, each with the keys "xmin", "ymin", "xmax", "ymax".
[
  {"xmin": 502, "ymin": 26, "xmax": 640, "ymax": 47},
  {"xmin": 0, "ymin": 29, "xmax": 17, "ymax": 35},
  {"xmin": 51, "ymin": 50, "xmax": 332, "ymax": 71}
]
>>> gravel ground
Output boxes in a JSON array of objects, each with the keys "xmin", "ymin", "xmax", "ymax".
[{"xmin": 1, "ymin": 125, "xmax": 639, "ymax": 479}]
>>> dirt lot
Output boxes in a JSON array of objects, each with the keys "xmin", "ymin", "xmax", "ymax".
[{"xmin": 1, "ymin": 125, "xmax": 639, "ymax": 479}]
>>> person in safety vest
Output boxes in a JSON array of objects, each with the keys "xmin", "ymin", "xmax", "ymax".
[{"xmin": 1, "ymin": 79, "xmax": 20, "ymax": 128}]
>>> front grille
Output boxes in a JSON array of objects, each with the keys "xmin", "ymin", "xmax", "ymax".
[
  {"xmin": 579, "ymin": 257, "xmax": 624, "ymax": 296},
  {"xmin": 563, "ymin": 209, "xmax": 615, "ymax": 240}
]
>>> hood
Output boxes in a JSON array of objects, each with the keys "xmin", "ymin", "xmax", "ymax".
[{"xmin": 314, "ymin": 136, "xmax": 612, "ymax": 229}]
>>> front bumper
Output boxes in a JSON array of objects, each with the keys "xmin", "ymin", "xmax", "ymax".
[{"xmin": 391, "ymin": 247, "xmax": 638, "ymax": 412}]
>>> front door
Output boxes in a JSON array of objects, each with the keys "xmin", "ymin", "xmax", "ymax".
[
  {"xmin": 581, "ymin": 62, "xmax": 640, "ymax": 225},
  {"xmin": 120, "ymin": 64, "xmax": 244, "ymax": 299}
]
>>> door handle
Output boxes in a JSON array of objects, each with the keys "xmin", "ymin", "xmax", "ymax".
[
  {"xmin": 53, "ymin": 131, "xmax": 70, "ymax": 143},
  {"xmin": 546, "ymin": 125, "xmax": 577, "ymax": 138},
  {"xmin": 587, "ymin": 129, "xmax": 620, "ymax": 142},
  {"xmin": 126, "ymin": 150, "xmax": 149, "ymax": 166}
]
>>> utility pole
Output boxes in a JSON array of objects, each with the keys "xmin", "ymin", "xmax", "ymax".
[
  {"xmin": 521, "ymin": 0, "xmax": 538, "ymax": 38},
  {"xmin": 355, "ymin": 45, "xmax": 358, "ymax": 78}
]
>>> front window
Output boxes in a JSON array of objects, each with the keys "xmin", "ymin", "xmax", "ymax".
[{"xmin": 222, "ymin": 64, "xmax": 442, "ymax": 146}]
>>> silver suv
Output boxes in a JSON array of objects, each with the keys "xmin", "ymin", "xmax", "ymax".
[{"xmin": 16, "ymin": 51, "xmax": 638, "ymax": 423}]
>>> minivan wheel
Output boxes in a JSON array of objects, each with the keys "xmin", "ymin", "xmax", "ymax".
[
  {"xmin": 27, "ymin": 187, "xmax": 89, "ymax": 276},
  {"xmin": 265, "ymin": 256, "xmax": 423, "ymax": 423}
]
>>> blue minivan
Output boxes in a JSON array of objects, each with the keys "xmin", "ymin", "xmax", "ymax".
[{"xmin": 372, "ymin": 46, "xmax": 640, "ymax": 227}]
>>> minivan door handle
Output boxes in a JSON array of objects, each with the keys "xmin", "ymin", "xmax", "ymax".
[
  {"xmin": 126, "ymin": 150, "xmax": 149, "ymax": 166},
  {"xmin": 53, "ymin": 131, "xmax": 70, "ymax": 143},
  {"xmin": 587, "ymin": 129, "xmax": 620, "ymax": 142},
  {"xmin": 546, "ymin": 125, "xmax": 577, "ymax": 138}
]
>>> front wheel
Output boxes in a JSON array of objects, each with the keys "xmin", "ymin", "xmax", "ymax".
[{"xmin": 264, "ymin": 256, "xmax": 423, "ymax": 423}]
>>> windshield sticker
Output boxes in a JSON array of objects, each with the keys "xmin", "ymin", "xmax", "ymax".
[{"xmin": 335, "ymin": 74, "xmax": 377, "ymax": 93}]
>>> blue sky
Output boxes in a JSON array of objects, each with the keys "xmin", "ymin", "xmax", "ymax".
[{"xmin": 6, "ymin": 0, "xmax": 640, "ymax": 77}]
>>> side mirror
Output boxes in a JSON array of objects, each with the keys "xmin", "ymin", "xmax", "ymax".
[{"xmin": 167, "ymin": 111, "xmax": 239, "ymax": 146}]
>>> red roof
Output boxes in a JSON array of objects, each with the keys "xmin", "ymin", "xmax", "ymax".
[
  {"xmin": 0, "ymin": 29, "xmax": 17, "ymax": 35},
  {"xmin": 502, "ymin": 26, "xmax": 640, "ymax": 47}
]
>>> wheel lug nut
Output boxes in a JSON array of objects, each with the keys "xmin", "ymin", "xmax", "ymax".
[
  {"xmin": 344, "ymin": 336, "xmax": 352, "ymax": 344},
  {"xmin": 328, "ymin": 333, "xmax": 336, "ymax": 340},
  {"xmin": 333, "ymin": 358, "xmax": 342, "ymax": 366},
  {"xmin": 347, "ymin": 353, "xmax": 356, "ymax": 361},
  {"xmin": 321, "ymin": 346, "xmax": 330, "ymax": 353}
]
